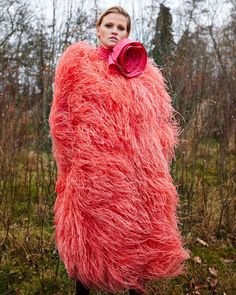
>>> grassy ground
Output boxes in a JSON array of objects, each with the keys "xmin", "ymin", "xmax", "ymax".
[
  {"xmin": 0, "ymin": 139, "xmax": 235, "ymax": 294},
  {"xmin": 0, "ymin": 224, "xmax": 235, "ymax": 294}
]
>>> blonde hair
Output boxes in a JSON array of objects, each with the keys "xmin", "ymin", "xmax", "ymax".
[{"xmin": 96, "ymin": 6, "xmax": 131, "ymax": 35}]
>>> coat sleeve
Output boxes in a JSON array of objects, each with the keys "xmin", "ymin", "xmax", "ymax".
[
  {"xmin": 49, "ymin": 43, "xmax": 83, "ymax": 175},
  {"xmin": 146, "ymin": 60, "xmax": 180, "ymax": 163}
]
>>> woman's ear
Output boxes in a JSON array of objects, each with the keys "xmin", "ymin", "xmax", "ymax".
[{"xmin": 96, "ymin": 26, "xmax": 100, "ymax": 39}]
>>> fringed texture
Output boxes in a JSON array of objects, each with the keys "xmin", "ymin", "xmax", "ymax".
[{"xmin": 49, "ymin": 41, "xmax": 189, "ymax": 293}]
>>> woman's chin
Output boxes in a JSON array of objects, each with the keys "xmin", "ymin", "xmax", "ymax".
[{"xmin": 107, "ymin": 40, "xmax": 119, "ymax": 47}]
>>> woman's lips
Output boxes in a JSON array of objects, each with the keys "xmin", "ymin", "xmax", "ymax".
[{"xmin": 109, "ymin": 37, "xmax": 118, "ymax": 41}]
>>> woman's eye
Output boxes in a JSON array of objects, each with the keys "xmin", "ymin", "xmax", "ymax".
[
  {"xmin": 118, "ymin": 27, "xmax": 125, "ymax": 31},
  {"xmin": 105, "ymin": 24, "xmax": 112, "ymax": 28}
]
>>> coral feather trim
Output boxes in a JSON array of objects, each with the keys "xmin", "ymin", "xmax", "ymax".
[{"xmin": 49, "ymin": 41, "xmax": 189, "ymax": 293}]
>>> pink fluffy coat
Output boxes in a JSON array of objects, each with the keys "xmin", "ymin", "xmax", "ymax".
[{"xmin": 49, "ymin": 41, "xmax": 189, "ymax": 293}]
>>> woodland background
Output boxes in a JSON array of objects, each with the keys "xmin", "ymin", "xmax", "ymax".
[{"xmin": 0, "ymin": 0, "xmax": 235, "ymax": 294}]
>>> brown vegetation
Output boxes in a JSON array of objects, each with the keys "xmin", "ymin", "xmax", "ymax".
[{"xmin": 0, "ymin": 0, "xmax": 235, "ymax": 294}]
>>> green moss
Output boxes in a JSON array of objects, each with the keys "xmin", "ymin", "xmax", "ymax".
[
  {"xmin": 185, "ymin": 244, "xmax": 236, "ymax": 293},
  {"xmin": 191, "ymin": 246, "xmax": 225, "ymax": 268}
]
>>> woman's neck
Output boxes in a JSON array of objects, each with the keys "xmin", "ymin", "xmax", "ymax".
[{"xmin": 97, "ymin": 44, "xmax": 113, "ymax": 60}]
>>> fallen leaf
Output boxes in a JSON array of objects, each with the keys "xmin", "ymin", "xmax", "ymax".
[
  {"xmin": 193, "ymin": 256, "xmax": 202, "ymax": 264},
  {"xmin": 197, "ymin": 238, "xmax": 209, "ymax": 247},
  {"xmin": 210, "ymin": 278, "xmax": 218, "ymax": 288},
  {"xmin": 209, "ymin": 267, "xmax": 218, "ymax": 277},
  {"xmin": 220, "ymin": 258, "xmax": 234, "ymax": 264},
  {"xmin": 194, "ymin": 283, "xmax": 201, "ymax": 291},
  {"xmin": 206, "ymin": 276, "xmax": 211, "ymax": 283}
]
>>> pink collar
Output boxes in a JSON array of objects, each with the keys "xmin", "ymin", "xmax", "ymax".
[
  {"xmin": 97, "ymin": 45, "xmax": 113, "ymax": 60},
  {"xmin": 97, "ymin": 39, "xmax": 147, "ymax": 78}
]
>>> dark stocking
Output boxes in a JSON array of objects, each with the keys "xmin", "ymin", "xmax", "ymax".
[
  {"xmin": 75, "ymin": 280, "xmax": 90, "ymax": 295},
  {"xmin": 75, "ymin": 281, "xmax": 142, "ymax": 295},
  {"xmin": 129, "ymin": 289, "xmax": 142, "ymax": 295}
]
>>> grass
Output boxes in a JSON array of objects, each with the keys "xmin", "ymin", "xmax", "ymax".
[
  {"xmin": 1, "ymin": 223, "xmax": 235, "ymax": 294},
  {"xmin": 0, "ymin": 224, "xmax": 73, "ymax": 295},
  {"xmin": 0, "ymin": 137, "xmax": 235, "ymax": 294}
]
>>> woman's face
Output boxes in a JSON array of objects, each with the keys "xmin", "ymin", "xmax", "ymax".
[{"xmin": 97, "ymin": 13, "xmax": 129, "ymax": 48}]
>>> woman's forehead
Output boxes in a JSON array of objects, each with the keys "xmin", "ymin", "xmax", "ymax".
[{"xmin": 102, "ymin": 13, "xmax": 128, "ymax": 25}]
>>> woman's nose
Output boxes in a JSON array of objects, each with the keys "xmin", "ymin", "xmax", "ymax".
[{"xmin": 111, "ymin": 27, "xmax": 118, "ymax": 34}]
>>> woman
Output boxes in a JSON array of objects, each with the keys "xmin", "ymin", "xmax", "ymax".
[{"xmin": 49, "ymin": 6, "xmax": 189, "ymax": 295}]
